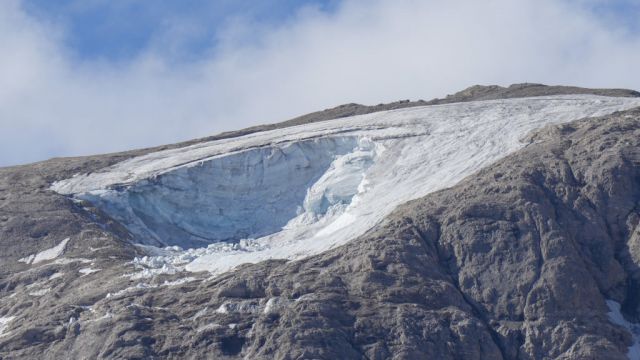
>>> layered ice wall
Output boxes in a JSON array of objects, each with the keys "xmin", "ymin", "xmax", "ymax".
[
  {"xmin": 52, "ymin": 95, "xmax": 640, "ymax": 275},
  {"xmin": 77, "ymin": 137, "xmax": 373, "ymax": 248}
]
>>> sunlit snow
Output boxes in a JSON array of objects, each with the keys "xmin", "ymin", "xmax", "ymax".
[
  {"xmin": 51, "ymin": 95, "xmax": 640, "ymax": 275},
  {"xmin": 18, "ymin": 238, "xmax": 70, "ymax": 265},
  {"xmin": 28, "ymin": 288, "xmax": 50, "ymax": 297},
  {"xmin": 0, "ymin": 316, "xmax": 15, "ymax": 337},
  {"xmin": 79, "ymin": 267, "xmax": 101, "ymax": 276},
  {"xmin": 607, "ymin": 300, "xmax": 640, "ymax": 360}
]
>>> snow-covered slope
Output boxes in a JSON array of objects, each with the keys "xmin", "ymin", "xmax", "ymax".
[{"xmin": 51, "ymin": 95, "xmax": 640, "ymax": 275}]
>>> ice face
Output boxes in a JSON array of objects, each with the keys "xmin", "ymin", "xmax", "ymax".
[{"xmin": 77, "ymin": 136, "xmax": 374, "ymax": 248}]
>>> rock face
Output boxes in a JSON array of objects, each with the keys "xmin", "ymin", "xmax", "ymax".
[{"xmin": 1, "ymin": 85, "xmax": 640, "ymax": 359}]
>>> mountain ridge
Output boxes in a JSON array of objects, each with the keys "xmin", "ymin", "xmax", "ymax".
[
  {"xmin": 2, "ymin": 85, "xmax": 640, "ymax": 359},
  {"xmin": 5, "ymin": 83, "xmax": 637, "ymax": 172}
]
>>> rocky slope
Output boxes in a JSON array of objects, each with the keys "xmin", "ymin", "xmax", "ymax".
[{"xmin": 1, "ymin": 85, "xmax": 640, "ymax": 359}]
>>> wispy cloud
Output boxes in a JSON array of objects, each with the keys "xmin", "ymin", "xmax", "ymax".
[{"xmin": 1, "ymin": 0, "xmax": 640, "ymax": 166}]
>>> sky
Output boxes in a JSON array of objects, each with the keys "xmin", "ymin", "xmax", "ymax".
[{"xmin": 1, "ymin": 0, "xmax": 639, "ymax": 166}]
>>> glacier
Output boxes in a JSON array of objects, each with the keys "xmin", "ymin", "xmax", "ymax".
[
  {"xmin": 51, "ymin": 95, "xmax": 640, "ymax": 275},
  {"xmin": 73, "ymin": 136, "xmax": 372, "ymax": 248}
]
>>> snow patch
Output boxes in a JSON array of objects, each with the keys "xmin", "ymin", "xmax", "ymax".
[
  {"xmin": 83, "ymin": 311, "xmax": 113, "ymax": 323},
  {"xmin": 105, "ymin": 277, "xmax": 198, "ymax": 299},
  {"xmin": 263, "ymin": 297, "xmax": 291, "ymax": 314},
  {"xmin": 606, "ymin": 300, "xmax": 640, "ymax": 360},
  {"xmin": 0, "ymin": 316, "xmax": 15, "ymax": 336},
  {"xmin": 196, "ymin": 323, "xmax": 222, "ymax": 332},
  {"xmin": 89, "ymin": 245, "xmax": 111, "ymax": 252},
  {"xmin": 162, "ymin": 277, "xmax": 197, "ymax": 286},
  {"xmin": 215, "ymin": 301, "xmax": 260, "ymax": 314},
  {"xmin": 79, "ymin": 268, "xmax": 101, "ymax": 276},
  {"xmin": 28, "ymin": 288, "xmax": 50, "ymax": 296},
  {"xmin": 19, "ymin": 238, "xmax": 70, "ymax": 265},
  {"xmin": 191, "ymin": 307, "xmax": 208, "ymax": 321},
  {"xmin": 53, "ymin": 257, "xmax": 92, "ymax": 265},
  {"xmin": 48, "ymin": 272, "xmax": 64, "ymax": 280},
  {"xmin": 18, "ymin": 254, "xmax": 34, "ymax": 264},
  {"xmin": 214, "ymin": 304, "xmax": 228, "ymax": 314}
]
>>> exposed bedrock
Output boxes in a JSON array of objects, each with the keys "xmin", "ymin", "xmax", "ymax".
[
  {"xmin": 7, "ymin": 108, "xmax": 637, "ymax": 359},
  {"xmin": 145, "ymin": 109, "xmax": 640, "ymax": 359},
  {"xmin": 2, "ymin": 87, "xmax": 640, "ymax": 359},
  {"xmin": 166, "ymin": 109, "xmax": 640, "ymax": 359}
]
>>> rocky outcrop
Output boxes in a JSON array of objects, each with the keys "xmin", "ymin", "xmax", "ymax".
[
  {"xmin": 1, "ymin": 86, "xmax": 640, "ymax": 359},
  {"xmin": 273, "ymin": 83, "xmax": 640, "ymax": 126}
]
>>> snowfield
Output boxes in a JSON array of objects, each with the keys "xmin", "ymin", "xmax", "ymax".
[
  {"xmin": 52, "ymin": 95, "xmax": 640, "ymax": 275},
  {"xmin": 18, "ymin": 238, "xmax": 70, "ymax": 265}
]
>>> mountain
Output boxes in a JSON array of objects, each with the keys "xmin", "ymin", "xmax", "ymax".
[{"xmin": 2, "ymin": 84, "xmax": 640, "ymax": 359}]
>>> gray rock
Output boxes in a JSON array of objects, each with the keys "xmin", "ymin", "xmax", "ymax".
[{"xmin": 1, "ymin": 85, "xmax": 640, "ymax": 359}]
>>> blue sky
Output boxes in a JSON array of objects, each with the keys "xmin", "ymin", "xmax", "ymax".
[
  {"xmin": 19, "ymin": 0, "xmax": 639, "ymax": 63},
  {"xmin": 581, "ymin": 0, "xmax": 640, "ymax": 32},
  {"xmin": 22, "ymin": 0, "xmax": 339, "ymax": 62},
  {"xmin": 1, "ymin": 0, "xmax": 640, "ymax": 166}
]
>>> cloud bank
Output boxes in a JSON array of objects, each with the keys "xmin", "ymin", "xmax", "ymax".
[{"xmin": 1, "ymin": 0, "xmax": 640, "ymax": 166}]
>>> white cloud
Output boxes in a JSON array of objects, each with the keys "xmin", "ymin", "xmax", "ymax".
[{"xmin": 1, "ymin": 0, "xmax": 640, "ymax": 166}]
